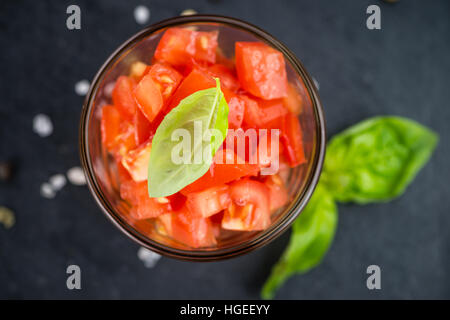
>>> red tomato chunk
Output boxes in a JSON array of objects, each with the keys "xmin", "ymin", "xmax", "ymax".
[
  {"xmin": 235, "ymin": 42, "xmax": 288, "ymax": 100},
  {"xmin": 154, "ymin": 27, "xmax": 218, "ymax": 67}
]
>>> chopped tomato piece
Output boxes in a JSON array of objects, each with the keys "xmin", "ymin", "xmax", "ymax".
[
  {"xmin": 222, "ymin": 179, "xmax": 271, "ymax": 231},
  {"xmin": 167, "ymin": 192, "xmax": 187, "ymax": 211},
  {"xmin": 280, "ymin": 113, "xmax": 306, "ymax": 167},
  {"xmin": 147, "ymin": 63, "xmax": 183, "ymax": 101},
  {"xmin": 180, "ymin": 149, "xmax": 260, "ymax": 194},
  {"xmin": 120, "ymin": 180, "xmax": 170, "ymax": 219},
  {"xmin": 264, "ymin": 175, "xmax": 289, "ymax": 211},
  {"xmin": 101, "ymin": 105, "xmax": 121, "ymax": 151},
  {"xmin": 193, "ymin": 30, "xmax": 218, "ymax": 64},
  {"xmin": 166, "ymin": 68, "xmax": 238, "ymax": 114},
  {"xmin": 257, "ymin": 98, "xmax": 289, "ymax": 128},
  {"xmin": 157, "ymin": 213, "xmax": 173, "ymax": 236},
  {"xmin": 169, "ymin": 206, "xmax": 217, "ymax": 248},
  {"xmin": 121, "ymin": 141, "xmax": 152, "ymax": 182},
  {"xmin": 154, "ymin": 27, "xmax": 218, "ymax": 67},
  {"xmin": 227, "ymin": 94, "xmax": 245, "ymax": 129},
  {"xmin": 283, "ymin": 82, "xmax": 306, "ymax": 115},
  {"xmin": 115, "ymin": 158, "xmax": 132, "ymax": 183},
  {"xmin": 222, "ymin": 127, "xmax": 258, "ymax": 163},
  {"xmin": 134, "ymin": 74, "xmax": 163, "ymax": 122},
  {"xmin": 134, "ymin": 107, "xmax": 152, "ymax": 145},
  {"xmin": 166, "ymin": 69, "xmax": 216, "ymax": 111},
  {"xmin": 186, "ymin": 185, "xmax": 231, "ymax": 218},
  {"xmin": 242, "ymin": 96, "xmax": 288, "ymax": 129},
  {"xmin": 112, "ymin": 76, "xmax": 137, "ymax": 120},
  {"xmin": 251, "ymin": 130, "xmax": 281, "ymax": 174},
  {"xmin": 110, "ymin": 122, "xmax": 137, "ymax": 158},
  {"xmin": 206, "ymin": 64, "xmax": 240, "ymax": 92},
  {"xmin": 235, "ymin": 42, "xmax": 288, "ymax": 100}
]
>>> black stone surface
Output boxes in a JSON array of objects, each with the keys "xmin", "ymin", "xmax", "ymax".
[{"xmin": 0, "ymin": 0, "xmax": 449, "ymax": 299}]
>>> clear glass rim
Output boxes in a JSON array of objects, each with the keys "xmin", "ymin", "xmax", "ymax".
[{"xmin": 79, "ymin": 14, "xmax": 326, "ymax": 261}]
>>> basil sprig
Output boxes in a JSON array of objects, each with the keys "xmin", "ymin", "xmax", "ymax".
[
  {"xmin": 148, "ymin": 79, "xmax": 228, "ymax": 197},
  {"xmin": 262, "ymin": 116, "xmax": 438, "ymax": 299}
]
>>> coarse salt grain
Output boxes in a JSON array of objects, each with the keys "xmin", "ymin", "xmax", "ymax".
[
  {"xmin": 74, "ymin": 80, "xmax": 90, "ymax": 96},
  {"xmin": 134, "ymin": 5, "xmax": 150, "ymax": 25},
  {"xmin": 67, "ymin": 166, "xmax": 86, "ymax": 186},
  {"xmin": 137, "ymin": 247, "xmax": 161, "ymax": 268},
  {"xmin": 33, "ymin": 114, "xmax": 53, "ymax": 137},
  {"xmin": 40, "ymin": 182, "xmax": 56, "ymax": 199},
  {"xmin": 49, "ymin": 174, "xmax": 67, "ymax": 191}
]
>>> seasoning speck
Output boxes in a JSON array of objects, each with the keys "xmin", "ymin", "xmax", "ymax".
[
  {"xmin": 67, "ymin": 166, "xmax": 86, "ymax": 186},
  {"xmin": 49, "ymin": 174, "xmax": 67, "ymax": 191},
  {"xmin": 134, "ymin": 6, "xmax": 150, "ymax": 25},
  {"xmin": 40, "ymin": 182, "xmax": 56, "ymax": 199},
  {"xmin": 75, "ymin": 80, "xmax": 90, "ymax": 96},
  {"xmin": 137, "ymin": 247, "xmax": 161, "ymax": 268},
  {"xmin": 0, "ymin": 161, "xmax": 13, "ymax": 181},
  {"xmin": 33, "ymin": 114, "xmax": 53, "ymax": 137},
  {"xmin": 0, "ymin": 206, "xmax": 15, "ymax": 229},
  {"xmin": 180, "ymin": 9, "xmax": 197, "ymax": 16}
]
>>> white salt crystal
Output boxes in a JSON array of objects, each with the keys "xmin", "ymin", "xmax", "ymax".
[
  {"xmin": 67, "ymin": 166, "xmax": 86, "ymax": 186},
  {"xmin": 49, "ymin": 174, "xmax": 67, "ymax": 191},
  {"xmin": 137, "ymin": 247, "xmax": 161, "ymax": 268},
  {"xmin": 74, "ymin": 80, "xmax": 90, "ymax": 96},
  {"xmin": 33, "ymin": 114, "xmax": 53, "ymax": 137},
  {"xmin": 134, "ymin": 6, "xmax": 150, "ymax": 25},
  {"xmin": 40, "ymin": 182, "xmax": 56, "ymax": 199}
]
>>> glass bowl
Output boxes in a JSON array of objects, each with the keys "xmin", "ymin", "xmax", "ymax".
[{"xmin": 79, "ymin": 15, "xmax": 325, "ymax": 261}]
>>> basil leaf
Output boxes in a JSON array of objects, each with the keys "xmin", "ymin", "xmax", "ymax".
[
  {"xmin": 322, "ymin": 116, "xmax": 438, "ymax": 204},
  {"xmin": 147, "ymin": 79, "xmax": 228, "ymax": 197},
  {"xmin": 261, "ymin": 183, "xmax": 337, "ymax": 299}
]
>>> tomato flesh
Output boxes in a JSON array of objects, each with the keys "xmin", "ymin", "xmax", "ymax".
[
  {"xmin": 134, "ymin": 74, "xmax": 163, "ymax": 122},
  {"xmin": 112, "ymin": 76, "xmax": 137, "ymax": 120},
  {"xmin": 101, "ymin": 105, "xmax": 121, "ymax": 151},
  {"xmin": 147, "ymin": 63, "xmax": 183, "ymax": 102},
  {"xmin": 283, "ymin": 82, "xmax": 304, "ymax": 115},
  {"xmin": 222, "ymin": 179, "xmax": 271, "ymax": 231},
  {"xmin": 134, "ymin": 106, "xmax": 152, "ymax": 145},
  {"xmin": 168, "ymin": 206, "xmax": 217, "ymax": 248},
  {"xmin": 243, "ymin": 96, "xmax": 288, "ymax": 129},
  {"xmin": 206, "ymin": 64, "xmax": 240, "ymax": 92},
  {"xmin": 280, "ymin": 113, "xmax": 306, "ymax": 167},
  {"xmin": 180, "ymin": 149, "xmax": 260, "ymax": 194},
  {"xmin": 154, "ymin": 27, "xmax": 218, "ymax": 67},
  {"xmin": 186, "ymin": 185, "xmax": 231, "ymax": 218},
  {"xmin": 264, "ymin": 175, "xmax": 289, "ymax": 211},
  {"xmin": 121, "ymin": 141, "xmax": 152, "ymax": 182},
  {"xmin": 235, "ymin": 42, "xmax": 288, "ymax": 100},
  {"xmin": 166, "ymin": 68, "xmax": 216, "ymax": 112},
  {"xmin": 120, "ymin": 180, "xmax": 170, "ymax": 219},
  {"xmin": 226, "ymin": 94, "xmax": 245, "ymax": 129}
]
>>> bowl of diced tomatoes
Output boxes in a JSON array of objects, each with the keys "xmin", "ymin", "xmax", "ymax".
[{"xmin": 79, "ymin": 15, "xmax": 325, "ymax": 261}]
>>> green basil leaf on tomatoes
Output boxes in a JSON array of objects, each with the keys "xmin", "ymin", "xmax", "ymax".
[
  {"xmin": 147, "ymin": 79, "xmax": 229, "ymax": 197},
  {"xmin": 261, "ymin": 183, "xmax": 337, "ymax": 300},
  {"xmin": 322, "ymin": 116, "xmax": 438, "ymax": 204}
]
